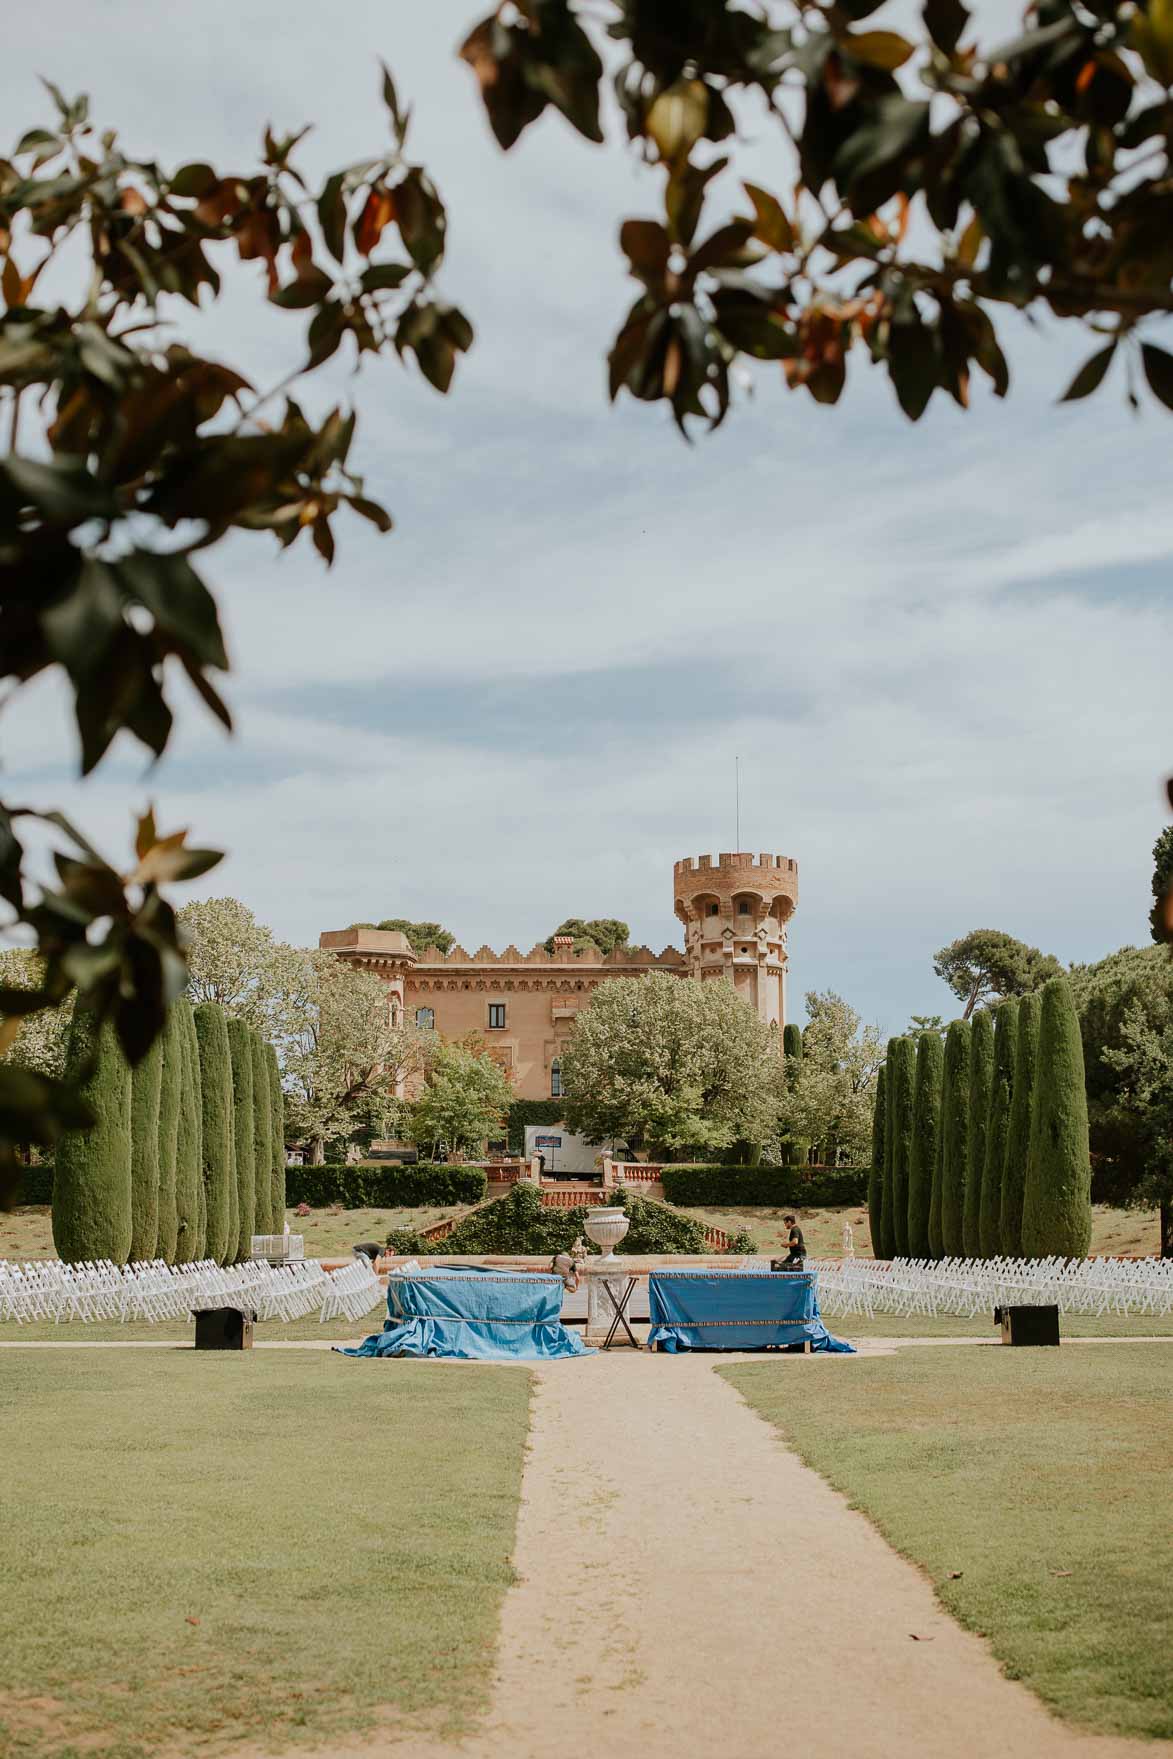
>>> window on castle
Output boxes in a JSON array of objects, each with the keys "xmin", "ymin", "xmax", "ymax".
[
  {"xmin": 738, "ymin": 898, "xmax": 751, "ymax": 914},
  {"xmin": 707, "ymin": 903, "xmax": 719, "ymax": 917},
  {"xmin": 488, "ymin": 1002, "xmax": 506, "ymax": 1029},
  {"xmin": 415, "ymin": 1007, "xmax": 434, "ymax": 1030},
  {"xmin": 551, "ymin": 1059, "xmax": 563, "ymax": 1098}
]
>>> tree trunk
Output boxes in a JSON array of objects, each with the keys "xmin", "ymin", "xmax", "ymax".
[{"xmin": 310, "ymin": 1137, "xmax": 325, "ymax": 1166}]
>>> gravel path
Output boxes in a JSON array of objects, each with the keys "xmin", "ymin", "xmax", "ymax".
[{"xmin": 355, "ymin": 1351, "xmax": 1169, "ymax": 1759}]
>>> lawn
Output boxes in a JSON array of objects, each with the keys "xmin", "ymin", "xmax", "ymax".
[
  {"xmin": 679, "ymin": 1202, "xmax": 1163, "ymax": 1260},
  {"xmin": 723, "ymin": 1344, "xmax": 1173, "ymax": 1739},
  {"xmin": 0, "ymin": 1203, "xmax": 470, "ymax": 1262},
  {"xmin": 0, "ymin": 1351, "xmax": 530, "ymax": 1759}
]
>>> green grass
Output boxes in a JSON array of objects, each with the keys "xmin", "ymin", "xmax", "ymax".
[
  {"xmin": 723, "ymin": 1344, "xmax": 1173, "ymax": 1739},
  {"xmin": 678, "ymin": 1202, "xmax": 1163, "ymax": 1260},
  {"xmin": 832, "ymin": 1311, "xmax": 1173, "ymax": 1338},
  {"xmin": 0, "ymin": 1351, "xmax": 530, "ymax": 1758},
  {"xmin": 1, "ymin": 1204, "xmax": 469, "ymax": 1262}
]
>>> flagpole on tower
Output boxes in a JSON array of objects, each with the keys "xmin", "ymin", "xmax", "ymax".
[{"xmin": 735, "ymin": 755, "xmax": 741, "ymax": 851}]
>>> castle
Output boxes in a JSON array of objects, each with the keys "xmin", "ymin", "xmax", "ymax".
[{"xmin": 320, "ymin": 851, "xmax": 799, "ymax": 1101}]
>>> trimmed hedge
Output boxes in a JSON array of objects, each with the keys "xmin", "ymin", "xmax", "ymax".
[
  {"xmin": 1022, "ymin": 977, "xmax": 1093, "ymax": 1258},
  {"xmin": 266, "ymin": 1042, "xmax": 285, "ymax": 1231},
  {"xmin": 1001, "ymin": 990, "xmax": 1040, "ymax": 1254},
  {"xmin": 173, "ymin": 1000, "xmax": 204, "ymax": 1264},
  {"xmin": 659, "ymin": 1164, "xmax": 869, "ymax": 1208},
  {"xmin": 887, "ymin": 1037, "xmax": 916, "ymax": 1259},
  {"xmin": 155, "ymin": 1003, "xmax": 183, "ymax": 1262},
  {"xmin": 387, "ymin": 1184, "xmax": 714, "ymax": 1256},
  {"xmin": 908, "ymin": 1031, "xmax": 943, "ymax": 1258},
  {"xmin": 868, "ymin": 1065, "xmax": 885, "ymax": 1258},
  {"xmin": 981, "ymin": 1000, "xmax": 1017, "ymax": 1257},
  {"xmin": 285, "ymin": 1162, "xmax": 488, "ymax": 1208},
  {"xmin": 52, "ymin": 1009, "xmax": 132, "ymax": 1266},
  {"xmin": 193, "ymin": 1002, "xmax": 234, "ymax": 1265},
  {"xmin": 249, "ymin": 1032, "xmax": 272, "ymax": 1235},
  {"xmin": 15, "ymin": 1163, "xmax": 54, "ymax": 1204},
  {"xmin": 964, "ymin": 1009, "xmax": 994, "ymax": 1257},
  {"xmin": 226, "ymin": 1017, "xmax": 255, "ymax": 1262},
  {"xmin": 128, "ymin": 1034, "xmax": 163, "ymax": 1263},
  {"xmin": 939, "ymin": 1018, "xmax": 971, "ymax": 1256}
]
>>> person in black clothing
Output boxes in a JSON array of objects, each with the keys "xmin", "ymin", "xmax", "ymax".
[{"xmin": 781, "ymin": 1214, "xmax": 805, "ymax": 1268}]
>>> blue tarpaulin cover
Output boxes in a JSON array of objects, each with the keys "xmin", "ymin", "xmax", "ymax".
[
  {"xmin": 646, "ymin": 1268, "xmax": 854, "ymax": 1353},
  {"xmin": 337, "ymin": 1266, "xmax": 592, "ymax": 1362}
]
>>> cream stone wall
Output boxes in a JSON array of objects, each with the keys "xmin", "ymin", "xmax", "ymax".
[{"xmin": 320, "ymin": 850, "xmax": 798, "ymax": 1101}]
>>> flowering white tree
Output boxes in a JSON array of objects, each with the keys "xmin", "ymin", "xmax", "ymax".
[
  {"xmin": 178, "ymin": 897, "xmax": 314, "ymax": 1045},
  {"xmin": 779, "ymin": 992, "xmax": 884, "ymax": 1166},
  {"xmin": 560, "ymin": 971, "xmax": 785, "ymax": 1158},
  {"xmin": 0, "ymin": 950, "xmax": 73, "ymax": 1080}
]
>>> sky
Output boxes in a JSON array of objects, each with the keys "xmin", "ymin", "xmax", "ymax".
[{"xmin": 3, "ymin": 2, "xmax": 1171, "ymax": 1036}]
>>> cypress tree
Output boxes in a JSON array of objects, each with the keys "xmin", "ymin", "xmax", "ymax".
[
  {"xmin": 1001, "ymin": 990, "xmax": 1040, "ymax": 1256},
  {"xmin": 868, "ymin": 1063, "xmax": 886, "ymax": 1258},
  {"xmin": 879, "ymin": 1037, "xmax": 901, "ymax": 1257},
  {"xmin": 266, "ymin": 1042, "xmax": 286, "ymax": 1234},
  {"xmin": 52, "ymin": 1010, "xmax": 132, "ymax": 1265},
  {"xmin": 128, "ymin": 1033, "xmax": 163, "ymax": 1263},
  {"xmin": 155, "ymin": 1004, "xmax": 182, "ymax": 1262},
  {"xmin": 981, "ymin": 999, "xmax": 1017, "ymax": 1257},
  {"xmin": 964, "ymin": 1009, "xmax": 994, "ymax": 1256},
  {"xmin": 939, "ymin": 1018, "xmax": 970, "ymax": 1256},
  {"xmin": 250, "ymin": 1031, "xmax": 272, "ymax": 1235},
  {"xmin": 227, "ymin": 1016, "xmax": 256, "ymax": 1261},
  {"xmin": 783, "ymin": 1023, "xmax": 803, "ymax": 1063},
  {"xmin": 193, "ymin": 1003, "xmax": 234, "ymax": 1264},
  {"xmin": 173, "ymin": 999, "xmax": 205, "ymax": 1263},
  {"xmin": 1022, "ymin": 977, "xmax": 1093, "ymax": 1259},
  {"xmin": 781, "ymin": 1021, "xmax": 804, "ymax": 1165},
  {"xmin": 888, "ymin": 1036, "xmax": 916, "ymax": 1259},
  {"xmin": 909, "ymin": 1031, "xmax": 943, "ymax": 1258}
]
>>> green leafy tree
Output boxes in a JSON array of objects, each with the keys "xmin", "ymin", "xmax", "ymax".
[
  {"xmin": 405, "ymin": 1041, "xmax": 514, "ymax": 1158},
  {"xmin": 1150, "ymin": 827, "xmax": 1173, "ymax": 943},
  {"xmin": 981, "ymin": 1000, "xmax": 1018, "ymax": 1258},
  {"xmin": 779, "ymin": 992, "xmax": 883, "ymax": 1167},
  {"xmin": 1001, "ymin": 990, "xmax": 1041, "ymax": 1256},
  {"xmin": 938, "ymin": 1019, "xmax": 971, "ymax": 1256},
  {"xmin": 173, "ymin": 1001, "xmax": 204, "ymax": 1264},
  {"xmin": 933, "ymin": 931, "xmax": 1062, "ymax": 1019},
  {"xmin": 51, "ymin": 1011, "xmax": 132, "ymax": 1265},
  {"xmin": 964, "ymin": 1009, "xmax": 995, "ymax": 1256},
  {"xmin": 887, "ymin": 1037, "xmax": 916, "ymax": 1258},
  {"xmin": 179, "ymin": 899, "xmax": 315, "ymax": 1043},
  {"xmin": 226, "ymin": 1018, "xmax": 256, "ymax": 1263},
  {"xmin": 1022, "ymin": 978, "xmax": 1093, "ymax": 1258},
  {"xmin": 1101, "ymin": 987, "xmax": 1173, "ymax": 1256},
  {"xmin": 544, "ymin": 918, "xmax": 631, "ymax": 957},
  {"xmin": 193, "ymin": 1003, "xmax": 235, "ymax": 1265},
  {"xmin": 376, "ymin": 920, "xmax": 456, "ymax": 955},
  {"xmin": 250, "ymin": 1033, "xmax": 273, "ymax": 1235},
  {"xmin": 128, "ymin": 1035, "xmax": 162, "ymax": 1263},
  {"xmin": 908, "ymin": 1015, "xmax": 946, "ymax": 1036},
  {"xmin": 909, "ymin": 1031, "xmax": 944, "ymax": 1259},
  {"xmin": 560, "ymin": 971, "xmax": 784, "ymax": 1157},
  {"xmin": 266, "ymin": 1043, "xmax": 287, "ymax": 1232},
  {"xmin": 868, "ymin": 1063, "xmax": 886, "ymax": 1259}
]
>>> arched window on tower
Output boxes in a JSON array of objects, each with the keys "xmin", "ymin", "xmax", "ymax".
[{"xmin": 550, "ymin": 1059, "xmax": 563, "ymax": 1099}]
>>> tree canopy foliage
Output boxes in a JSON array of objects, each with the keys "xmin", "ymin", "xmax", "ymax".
[
  {"xmin": 1150, "ymin": 826, "xmax": 1173, "ymax": 943},
  {"xmin": 779, "ymin": 990, "xmax": 884, "ymax": 1165},
  {"xmin": 933, "ymin": 928, "xmax": 1062, "ymax": 1017},
  {"xmin": 404, "ymin": 1040, "xmax": 514, "ymax": 1158},
  {"xmin": 349, "ymin": 919, "xmax": 457, "ymax": 955},
  {"xmin": 544, "ymin": 918, "xmax": 631, "ymax": 956}
]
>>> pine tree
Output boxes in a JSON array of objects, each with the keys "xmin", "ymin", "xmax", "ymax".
[
  {"xmin": 1001, "ymin": 989, "xmax": 1040, "ymax": 1256},
  {"xmin": 939, "ymin": 1018, "xmax": 971, "ymax": 1256},
  {"xmin": 52, "ymin": 1010, "xmax": 132, "ymax": 1265},
  {"xmin": 868, "ymin": 1063, "xmax": 886, "ymax": 1258},
  {"xmin": 227, "ymin": 1016, "xmax": 256, "ymax": 1261},
  {"xmin": 266, "ymin": 1042, "xmax": 286, "ymax": 1233},
  {"xmin": 155, "ymin": 1004, "xmax": 183, "ymax": 1262},
  {"xmin": 128, "ymin": 1033, "xmax": 162, "ymax": 1263},
  {"xmin": 193, "ymin": 1003, "xmax": 235, "ymax": 1265},
  {"xmin": 909, "ymin": 1031, "xmax": 943, "ymax": 1258},
  {"xmin": 1022, "ymin": 977, "xmax": 1093, "ymax": 1258},
  {"xmin": 888, "ymin": 1036, "xmax": 916, "ymax": 1258},
  {"xmin": 173, "ymin": 1000, "xmax": 205, "ymax": 1263},
  {"xmin": 250, "ymin": 1031, "xmax": 272, "ymax": 1235},
  {"xmin": 964, "ymin": 1009, "xmax": 994, "ymax": 1256},
  {"xmin": 981, "ymin": 999, "xmax": 1017, "ymax": 1257}
]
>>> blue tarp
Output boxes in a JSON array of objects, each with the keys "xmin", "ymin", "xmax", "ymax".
[
  {"xmin": 336, "ymin": 1266, "xmax": 592, "ymax": 1362},
  {"xmin": 646, "ymin": 1268, "xmax": 854, "ymax": 1353}
]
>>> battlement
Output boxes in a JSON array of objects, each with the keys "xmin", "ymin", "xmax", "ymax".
[
  {"xmin": 674, "ymin": 852, "xmax": 797, "ymax": 877},
  {"xmin": 321, "ymin": 930, "xmax": 684, "ymax": 971}
]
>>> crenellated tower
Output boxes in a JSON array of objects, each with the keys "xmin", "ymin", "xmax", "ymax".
[{"xmin": 673, "ymin": 852, "xmax": 799, "ymax": 1031}]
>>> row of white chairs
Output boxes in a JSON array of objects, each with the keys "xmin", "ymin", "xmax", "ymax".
[
  {"xmin": 812, "ymin": 1255, "xmax": 1173, "ymax": 1320},
  {"xmin": 0, "ymin": 1256, "xmax": 381, "ymax": 1326}
]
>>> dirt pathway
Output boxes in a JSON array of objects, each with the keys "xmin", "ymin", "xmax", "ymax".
[{"xmin": 352, "ymin": 1351, "xmax": 1166, "ymax": 1759}]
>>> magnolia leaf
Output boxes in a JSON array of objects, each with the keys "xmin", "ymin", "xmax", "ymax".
[
  {"xmin": 742, "ymin": 182, "xmax": 794, "ymax": 253},
  {"xmin": 1060, "ymin": 342, "xmax": 1115, "ymax": 402},
  {"xmin": 1140, "ymin": 342, "xmax": 1173, "ymax": 410},
  {"xmin": 845, "ymin": 30, "xmax": 915, "ymax": 69}
]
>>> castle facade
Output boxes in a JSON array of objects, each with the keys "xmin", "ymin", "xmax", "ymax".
[{"xmin": 320, "ymin": 851, "xmax": 798, "ymax": 1102}]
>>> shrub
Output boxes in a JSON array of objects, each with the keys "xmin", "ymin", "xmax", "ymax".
[
  {"xmin": 659, "ymin": 1164, "xmax": 869, "ymax": 1207},
  {"xmin": 226, "ymin": 1017, "xmax": 255, "ymax": 1262},
  {"xmin": 52, "ymin": 1009, "xmax": 132, "ymax": 1265},
  {"xmin": 128, "ymin": 1034, "xmax": 162, "ymax": 1263},
  {"xmin": 981, "ymin": 1000, "xmax": 1018, "ymax": 1257},
  {"xmin": 173, "ymin": 1000, "xmax": 205, "ymax": 1264},
  {"xmin": 868, "ymin": 1065, "xmax": 885, "ymax": 1259},
  {"xmin": 964, "ymin": 1009, "xmax": 994, "ymax": 1257},
  {"xmin": 1001, "ymin": 990, "xmax": 1040, "ymax": 1255},
  {"xmin": 1022, "ymin": 978, "xmax": 1093, "ymax": 1258},
  {"xmin": 887, "ymin": 1037, "xmax": 916, "ymax": 1259},
  {"xmin": 908, "ymin": 1031, "xmax": 943, "ymax": 1258},
  {"xmin": 16, "ymin": 1163, "xmax": 54, "ymax": 1204},
  {"xmin": 939, "ymin": 1018, "xmax": 971, "ymax": 1256},
  {"xmin": 285, "ymin": 1162, "xmax": 487, "ymax": 1208},
  {"xmin": 266, "ymin": 1043, "xmax": 286, "ymax": 1231},
  {"xmin": 250, "ymin": 1032, "xmax": 272, "ymax": 1235},
  {"xmin": 155, "ymin": 1004, "xmax": 182, "ymax": 1262},
  {"xmin": 193, "ymin": 1003, "xmax": 234, "ymax": 1265},
  {"xmin": 384, "ymin": 1185, "xmax": 712, "ymax": 1256}
]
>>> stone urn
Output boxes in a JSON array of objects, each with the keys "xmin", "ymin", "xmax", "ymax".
[{"xmin": 585, "ymin": 1206, "xmax": 630, "ymax": 1262}]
